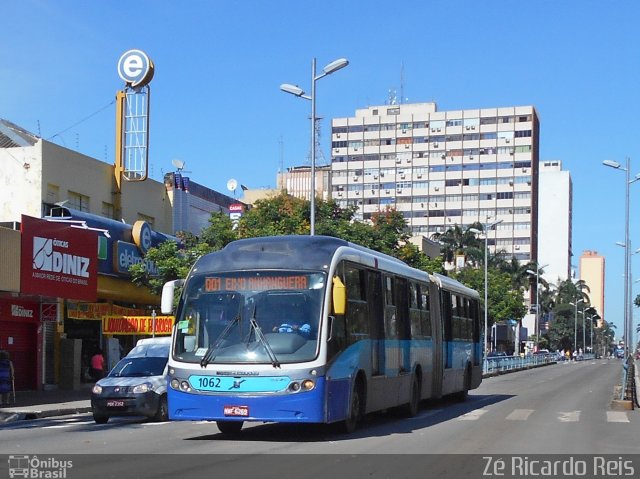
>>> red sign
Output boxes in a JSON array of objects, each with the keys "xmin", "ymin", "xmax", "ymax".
[
  {"xmin": 20, "ymin": 215, "xmax": 98, "ymax": 302},
  {"xmin": 229, "ymin": 203, "xmax": 244, "ymax": 212}
]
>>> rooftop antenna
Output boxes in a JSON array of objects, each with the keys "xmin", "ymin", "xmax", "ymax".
[
  {"xmin": 306, "ymin": 118, "xmax": 327, "ymax": 167},
  {"xmin": 400, "ymin": 62, "xmax": 405, "ymax": 104},
  {"xmin": 171, "ymin": 159, "xmax": 185, "ymax": 172}
]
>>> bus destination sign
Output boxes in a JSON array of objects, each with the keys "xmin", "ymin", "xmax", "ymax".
[{"xmin": 205, "ymin": 275, "xmax": 309, "ymax": 292}]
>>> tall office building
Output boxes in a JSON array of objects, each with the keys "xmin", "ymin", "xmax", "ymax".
[
  {"xmin": 330, "ymin": 103, "xmax": 539, "ymax": 261},
  {"xmin": 580, "ymin": 250, "xmax": 605, "ymax": 325},
  {"xmin": 538, "ymin": 160, "xmax": 572, "ymax": 283}
]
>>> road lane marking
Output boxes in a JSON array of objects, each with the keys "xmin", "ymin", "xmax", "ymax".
[
  {"xmin": 505, "ymin": 409, "xmax": 534, "ymax": 421},
  {"xmin": 558, "ymin": 411, "xmax": 580, "ymax": 422},
  {"xmin": 458, "ymin": 409, "xmax": 487, "ymax": 420},
  {"xmin": 606, "ymin": 411, "xmax": 629, "ymax": 423}
]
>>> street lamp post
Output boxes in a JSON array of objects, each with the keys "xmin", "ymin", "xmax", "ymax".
[
  {"xmin": 469, "ymin": 218, "xmax": 503, "ymax": 372},
  {"xmin": 570, "ymin": 299, "xmax": 584, "ymax": 354},
  {"xmin": 526, "ymin": 263, "xmax": 548, "ymax": 352},
  {"xmin": 281, "ymin": 58, "xmax": 349, "ymax": 236}
]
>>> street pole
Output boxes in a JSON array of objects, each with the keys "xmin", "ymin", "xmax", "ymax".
[
  {"xmin": 280, "ymin": 58, "xmax": 349, "ymax": 237},
  {"xmin": 483, "ymin": 232, "xmax": 488, "ymax": 371},
  {"xmin": 574, "ymin": 301, "xmax": 578, "ymax": 354},
  {"xmin": 624, "ymin": 157, "xmax": 630, "ymax": 358}
]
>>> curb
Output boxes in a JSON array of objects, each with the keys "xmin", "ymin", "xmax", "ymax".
[{"xmin": 0, "ymin": 406, "xmax": 92, "ymax": 424}]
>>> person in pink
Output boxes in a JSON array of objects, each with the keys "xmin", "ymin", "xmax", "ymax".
[{"xmin": 90, "ymin": 349, "xmax": 105, "ymax": 381}]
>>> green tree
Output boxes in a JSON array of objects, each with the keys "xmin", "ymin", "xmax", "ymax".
[
  {"xmin": 430, "ymin": 223, "xmax": 483, "ymax": 265},
  {"xmin": 454, "ymin": 266, "xmax": 527, "ymax": 327}
]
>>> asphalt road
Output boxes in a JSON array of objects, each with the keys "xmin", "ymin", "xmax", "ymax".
[{"xmin": 0, "ymin": 359, "xmax": 637, "ymax": 479}]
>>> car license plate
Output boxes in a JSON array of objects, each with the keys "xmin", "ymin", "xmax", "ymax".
[
  {"xmin": 223, "ymin": 405, "xmax": 249, "ymax": 417},
  {"xmin": 106, "ymin": 400, "xmax": 125, "ymax": 407}
]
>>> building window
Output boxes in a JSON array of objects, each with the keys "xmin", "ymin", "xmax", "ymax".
[
  {"xmin": 46, "ymin": 184, "xmax": 59, "ymax": 204},
  {"xmin": 68, "ymin": 191, "xmax": 90, "ymax": 212},
  {"xmin": 102, "ymin": 202, "xmax": 115, "ymax": 219},
  {"xmin": 137, "ymin": 213, "xmax": 155, "ymax": 227}
]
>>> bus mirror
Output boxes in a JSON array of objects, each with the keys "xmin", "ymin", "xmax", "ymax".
[
  {"xmin": 161, "ymin": 279, "xmax": 184, "ymax": 314},
  {"xmin": 332, "ymin": 276, "xmax": 346, "ymax": 315}
]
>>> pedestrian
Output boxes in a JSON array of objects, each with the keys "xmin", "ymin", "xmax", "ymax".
[
  {"xmin": 572, "ymin": 350, "xmax": 577, "ymax": 361},
  {"xmin": 90, "ymin": 349, "xmax": 105, "ymax": 381},
  {"xmin": 0, "ymin": 350, "xmax": 15, "ymax": 405}
]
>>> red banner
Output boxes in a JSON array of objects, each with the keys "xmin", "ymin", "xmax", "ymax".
[{"xmin": 20, "ymin": 215, "xmax": 98, "ymax": 302}]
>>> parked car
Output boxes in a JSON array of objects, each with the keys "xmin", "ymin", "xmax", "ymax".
[
  {"xmin": 91, "ymin": 337, "xmax": 171, "ymax": 424},
  {"xmin": 487, "ymin": 351, "xmax": 507, "ymax": 358}
]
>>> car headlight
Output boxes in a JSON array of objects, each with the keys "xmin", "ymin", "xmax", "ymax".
[
  {"xmin": 92, "ymin": 384, "xmax": 102, "ymax": 394},
  {"xmin": 132, "ymin": 383, "xmax": 152, "ymax": 393}
]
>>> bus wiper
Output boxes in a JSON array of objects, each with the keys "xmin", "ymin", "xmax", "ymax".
[
  {"xmin": 200, "ymin": 314, "xmax": 240, "ymax": 368},
  {"xmin": 249, "ymin": 307, "xmax": 280, "ymax": 368}
]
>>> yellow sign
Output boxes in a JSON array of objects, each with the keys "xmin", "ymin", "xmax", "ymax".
[
  {"xmin": 103, "ymin": 315, "xmax": 173, "ymax": 335},
  {"xmin": 67, "ymin": 303, "xmax": 148, "ymax": 320}
]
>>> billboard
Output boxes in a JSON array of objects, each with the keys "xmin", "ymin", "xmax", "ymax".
[{"xmin": 20, "ymin": 215, "xmax": 98, "ymax": 302}]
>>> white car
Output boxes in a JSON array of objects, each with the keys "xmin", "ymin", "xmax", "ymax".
[{"xmin": 91, "ymin": 337, "xmax": 171, "ymax": 424}]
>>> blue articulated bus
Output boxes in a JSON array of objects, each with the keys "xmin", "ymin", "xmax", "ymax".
[{"xmin": 161, "ymin": 235, "xmax": 481, "ymax": 434}]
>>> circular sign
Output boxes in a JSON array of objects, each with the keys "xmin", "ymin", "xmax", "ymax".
[
  {"xmin": 132, "ymin": 220, "xmax": 153, "ymax": 253},
  {"xmin": 117, "ymin": 49, "xmax": 155, "ymax": 87}
]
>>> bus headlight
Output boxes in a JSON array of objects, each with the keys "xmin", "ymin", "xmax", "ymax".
[
  {"xmin": 301, "ymin": 379, "xmax": 315, "ymax": 391},
  {"xmin": 180, "ymin": 380, "xmax": 191, "ymax": 392},
  {"xmin": 170, "ymin": 378, "xmax": 180, "ymax": 390}
]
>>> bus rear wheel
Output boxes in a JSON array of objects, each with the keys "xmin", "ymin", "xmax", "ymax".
[
  {"xmin": 404, "ymin": 374, "xmax": 421, "ymax": 417},
  {"xmin": 216, "ymin": 420, "xmax": 243, "ymax": 435}
]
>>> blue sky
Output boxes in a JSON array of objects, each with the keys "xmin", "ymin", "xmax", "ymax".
[{"xmin": 4, "ymin": 1, "xmax": 640, "ymax": 338}]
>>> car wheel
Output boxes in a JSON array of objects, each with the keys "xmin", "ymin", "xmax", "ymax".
[
  {"xmin": 154, "ymin": 395, "xmax": 169, "ymax": 422},
  {"xmin": 216, "ymin": 420, "xmax": 243, "ymax": 435},
  {"xmin": 93, "ymin": 414, "xmax": 109, "ymax": 424}
]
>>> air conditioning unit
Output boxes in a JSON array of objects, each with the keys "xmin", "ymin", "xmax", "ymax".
[
  {"xmin": 338, "ymin": 192, "xmax": 343, "ymax": 196},
  {"xmin": 441, "ymin": 154, "xmax": 446, "ymax": 159},
  {"xmin": 433, "ymin": 143, "xmax": 439, "ymax": 147},
  {"xmin": 505, "ymin": 138, "xmax": 510, "ymax": 143},
  {"xmin": 385, "ymin": 189, "xmax": 390, "ymax": 194},
  {"xmin": 434, "ymin": 186, "xmax": 440, "ymax": 191},
  {"xmin": 401, "ymin": 174, "xmax": 406, "ymax": 179},
  {"xmin": 402, "ymin": 129, "xmax": 407, "ymax": 133},
  {"xmin": 397, "ymin": 189, "xmax": 402, "ymax": 193},
  {"xmin": 353, "ymin": 176, "xmax": 359, "ymax": 181},
  {"xmin": 510, "ymin": 151, "xmax": 515, "ymax": 155},
  {"xmin": 406, "ymin": 158, "xmax": 411, "ymax": 163},
  {"xmin": 465, "ymin": 126, "xmax": 470, "ymax": 130},
  {"xmin": 469, "ymin": 156, "xmax": 474, "ymax": 160},
  {"xmin": 405, "ymin": 144, "xmax": 410, "ymax": 149},
  {"xmin": 337, "ymin": 133, "xmax": 341, "ymax": 138},
  {"xmin": 373, "ymin": 174, "xmax": 379, "ymax": 179},
  {"xmin": 396, "ymin": 158, "xmax": 402, "ymax": 163},
  {"xmin": 355, "ymin": 191, "xmax": 360, "ymax": 195},
  {"xmin": 417, "ymin": 174, "xmax": 422, "ymax": 178}
]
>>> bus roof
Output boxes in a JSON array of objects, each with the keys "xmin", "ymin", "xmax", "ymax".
[
  {"xmin": 193, "ymin": 235, "xmax": 408, "ymax": 273},
  {"xmin": 429, "ymin": 272, "xmax": 480, "ymax": 299}
]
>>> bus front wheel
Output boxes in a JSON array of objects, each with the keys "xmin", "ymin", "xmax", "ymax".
[{"xmin": 341, "ymin": 381, "xmax": 363, "ymax": 434}]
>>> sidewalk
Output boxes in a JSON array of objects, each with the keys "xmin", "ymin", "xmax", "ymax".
[{"xmin": 0, "ymin": 384, "xmax": 92, "ymax": 424}]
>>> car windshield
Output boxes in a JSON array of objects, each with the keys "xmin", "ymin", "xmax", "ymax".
[
  {"xmin": 108, "ymin": 356, "xmax": 168, "ymax": 377},
  {"xmin": 173, "ymin": 271, "xmax": 325, "ymax": 364}
]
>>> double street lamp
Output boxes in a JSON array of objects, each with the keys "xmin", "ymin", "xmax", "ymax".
[
  {"xmin": 569, "ymin": 298, "xmax": 584, "ymax": 353},
  {"xmin": 469, "ymin": 219, "xmax": 503, "ymax": 371},
  {"xmin": 603, "ymin": 158, "xmax": 640, "ymax": 358},
  {"xmin": 281, "ymin": 58, "xmax": 349, "ymax": 236},
  {"xmin": 526, "ymin": 263, "xmax": 548, "ymax": 351}
]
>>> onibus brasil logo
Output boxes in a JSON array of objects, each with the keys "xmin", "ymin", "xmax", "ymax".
[{"xmin": 8, "ymin": 455, "xmax": 72, "ymax": 478}]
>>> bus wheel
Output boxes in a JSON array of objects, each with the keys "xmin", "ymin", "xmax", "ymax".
[
  {"xmin": 216, "ymin": 421, "xmax": 243, "ymax": 435},
  {"xmin": 342, "ymin": 383, "xmax": 362, "ymax": 434},
  {"xmin": 455, "ymin": 367, "xmax": 471, "ymax": 402},
  {"xmin": 404, "ymin": 374, "xmax": 421, "ymax": 417}
]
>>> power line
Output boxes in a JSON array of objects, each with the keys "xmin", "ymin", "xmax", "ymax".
[{"xmin": 46, "ymin": 100, "xmax": 115, "ymax": 141}]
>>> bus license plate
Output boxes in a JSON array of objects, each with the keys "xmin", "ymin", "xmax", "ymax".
[
  {"xmin": 223, "ymin": 405, "xmax": 249, "ymax": 417},
  {"xmin": 106, "ymin": 400, "xmax": 124, "ymax": 407}
]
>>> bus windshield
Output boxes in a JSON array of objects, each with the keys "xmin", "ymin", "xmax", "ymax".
[{"xmin": 173, "ymin": 271, "xmax": 325, "ymax": 365}]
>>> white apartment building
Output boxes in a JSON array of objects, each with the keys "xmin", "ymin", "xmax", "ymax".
[
  {"xmin": 330, "ymin": 102, "xmax": 539, "ymax": 262},
  {"xmin": 276, "ymin": 165, "xmax": 331, "ymax": 202},
  {"xmin": 538, "ymin": 160, "xmax": 572, "ymax": 284}
]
